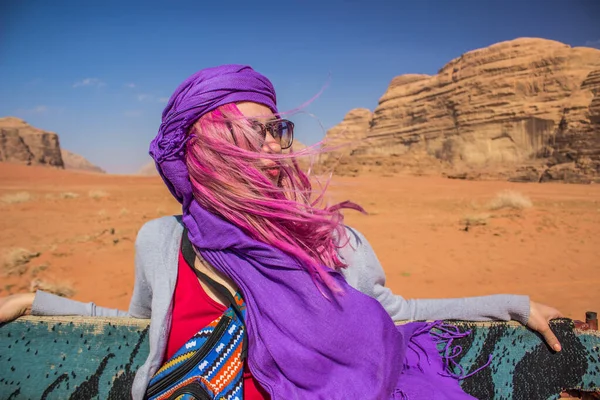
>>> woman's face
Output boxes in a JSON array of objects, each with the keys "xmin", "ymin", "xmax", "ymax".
[{"xmin": 236, "ymin": 101, "xmax": 282, "ymax": 184}]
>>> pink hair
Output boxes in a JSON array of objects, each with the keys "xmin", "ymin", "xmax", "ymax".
[{"xmin": 184, "ymin": 103, "xmax": 364, "ymax": 294}]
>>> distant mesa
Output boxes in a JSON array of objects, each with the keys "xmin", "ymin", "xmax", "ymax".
[
  {"xmin": 137, "ymin": 160, "xmax": 158, "ymax": 176},
  {"xmin": 0, "ymin": 117, "xmax": 104, "ymax": 173},
  {"xmin": 320, "ymin": 37, "xmax": 600, "ymax": 183},
  {"xmin": 61, "ymin": 149, "xmax": 105, "ymax": 173}
]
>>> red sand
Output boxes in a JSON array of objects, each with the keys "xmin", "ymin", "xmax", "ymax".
[{"xmin": 1, "ymin": 163, "xmax": 598, "ymax": 320}]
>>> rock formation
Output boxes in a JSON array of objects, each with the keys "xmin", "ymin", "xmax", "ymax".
[
  {"xmin": 322, "ymin": 38, "xmax": 600, "ymax": 183},
  {"xmin": 317, "ymin": 109, "xmax": 372, "ymax": 174},
  {"xmin": 61, "ymin": 149, "xmax": 105, "ymax": 173},
  {"xmin": 0, "ymin": 117, "xmax": 63, "ymax": 167},
  {"xmin": 0, "ymin": 117, "xmax": 105, "ymax": 173},
  {"xmin": 322, "ymin": 108, "xmax": 372, "ymax": 150}
]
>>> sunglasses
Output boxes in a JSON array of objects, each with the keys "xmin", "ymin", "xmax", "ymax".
[{"xmin": 249, "ymin": 119, "xmax": 294, "ymax": 150}]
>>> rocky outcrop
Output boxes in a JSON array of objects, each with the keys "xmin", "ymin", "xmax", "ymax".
[
  {"xmin": 323, "ymin": 108, "xmax": 372, "ymax": 149},
  {"xmin": 586, "ymin": 70, "xmax": 600, "ymax": 125},
  {"xmin": 322, "ymin": 38, "xmax": 600, "ymax": 183},
  {"xmin": 61, "ymin": 149, "xmax": 105, "ymax": 173},
  {"xmin": 0, "ymin": 117, "xmax": 104, "ymax": 173},
  {"xmin": 0, "ymin": 117, "xmax": 63, "ymax": 167},
  {"xmin": 318, "ymin": 109, "xmax": 372, "ymax": 174}
]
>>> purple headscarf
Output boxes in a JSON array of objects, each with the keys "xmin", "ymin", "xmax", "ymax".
[
  {"xmin": 150, "ymin": 64, "xmax": 278, "ymax": 204},
  {"xmin": 149, "ymin": 64, "xmax": 476, "ymax": 399}
]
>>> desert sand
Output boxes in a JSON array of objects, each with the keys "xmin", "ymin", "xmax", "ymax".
[{"xmin": 1, "ymin": 162, "xmax": 598, "ymax": 320}]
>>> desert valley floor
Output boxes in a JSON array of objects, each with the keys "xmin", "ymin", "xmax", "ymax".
[{"xmin": 1, "ymin": 163, "xmax": 598, "ymax": 320}]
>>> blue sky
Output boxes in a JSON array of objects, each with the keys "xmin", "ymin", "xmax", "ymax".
[{"xmin": 2, "ymin": 0, "xmax": 599, "ymax": 173}]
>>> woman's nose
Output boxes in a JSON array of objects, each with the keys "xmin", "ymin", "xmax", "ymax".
[{"xmin": 262, "ymin": 131, "xmax": 282, "ymax": 153}]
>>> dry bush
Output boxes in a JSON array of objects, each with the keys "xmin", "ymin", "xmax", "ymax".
[
  {"xmin": 88, "ymin": 189, "xmax": 109, "ymax": 199},
  {"xmin": 60, "ymin": 192, "xmax": 80, "ymax": 199},
  {"xmin": 72, "ymin": 234, "xmax": 93, "ymax": 243},
  {"xmin": 31, "ymin": 264, "xmax": 49, "ymax": 277},
  {"xmin": 461, "ymin": 214, "xmax": 490, "ymax": 227},
  {"xmin": 97, "ymin": 209, "xmax": 111, "ymax": 221},
  {"xmin": 45, "ymin": 192, "xmax": 79, "ymax": 200},
  {"xmin": 488, "ymin": 190, "xmax": 532, "ymax": 211},
  {"xmin": 1, "ymin": 192, "xmax": 33, "ymax": 204},
  {"xmin": 2, "ymin": 248, "xmax": 41, "ymax": 276},
  {"xmin": 30, "ymin": 279, "xmax": 75, "ymax": 298}
]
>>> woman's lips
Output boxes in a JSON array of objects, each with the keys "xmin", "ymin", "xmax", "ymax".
[
  {"xmin": 265, "ymin": 167, "xmax": 280, "ymax": 177},
  {"xmin": 261, "ymin": 161, "xmax": 280, "ymax": 177}
]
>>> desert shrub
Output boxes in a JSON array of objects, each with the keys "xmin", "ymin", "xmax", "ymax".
[
  {"xmin": 1, "ymin": 192, "xmax": 33, "ymax": 204},
  {"xmin": 2, "ymin": 248, "xmax": 41, "ymax": 276},
  {"xmin": 460, "ymin": 214, "xmax": 490, "ymax": 227},
  {"xmin": 31, "ymin": 264, "xmax": 49, "ymax": 277},
  {"xmin": 488, "ymin": 190, "xmax": 532, "ymax": 211},
  {"xmin": 88, "ymin": 189, "xmax": 109, "ymax": 199},
  {"xmin": 29, "ymin": 279, "xmax": 75, "ymax": 297},
  {"xmin": 60, "ymin": 192, "xmax": 80, "ymax": 199}
]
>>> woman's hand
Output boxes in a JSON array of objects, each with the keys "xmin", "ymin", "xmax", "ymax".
[
  {"xmin": 0, "ymin": 293, "xmax": 35, "ymax": 323},
  {"xmin": 527, "ymin": 301, "xmax": 564, "ymax": 352}
]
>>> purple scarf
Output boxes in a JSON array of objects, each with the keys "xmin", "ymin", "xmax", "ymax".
[{"xmin": 149, "ymin": 64, "xmax": 476, "ymax": 399}]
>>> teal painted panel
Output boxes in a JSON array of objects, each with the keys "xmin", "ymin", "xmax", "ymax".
[
  {"xmin": 0, "ymin": 316, "xmax": 149, "ymax": 399},
  {"xmin": 1, "ymin": 317, "xmax": 598, "ymax": 399},
  {"xmin": 432, "ymin": 319, "xmax": 600, "ymax": 399}
]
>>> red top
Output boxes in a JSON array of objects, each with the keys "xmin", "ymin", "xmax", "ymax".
[{"xmin": 164, "ymin": 249, "xmax": 269, "ymax": 399}]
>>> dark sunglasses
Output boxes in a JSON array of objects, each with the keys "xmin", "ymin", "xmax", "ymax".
[{"xmin": 250, "ymin": 119, "xmax": 294, "ymax": 150}]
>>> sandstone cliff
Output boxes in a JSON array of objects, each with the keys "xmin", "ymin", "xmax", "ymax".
[
  {"xmin": 61, "ymin": 149, "xmax": 105, "ymax": 173},
  {"xmin": 0, "ymin": 117, "xmax": 63, "ymax": 167},
  {"xmin": 322, "ymin": 38, "xmax": 600, "ymax": 182},
  {"xmin": 318, "ymin": 108, "xmax": 372, "ymax": 172},
  {"xmin": 322, "ymin": 108, "xmax": 372, "ymax": 150}
]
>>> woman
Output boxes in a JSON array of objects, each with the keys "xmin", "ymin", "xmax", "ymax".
[{"xmin": 0, "ymin": 64, "xmax": 562, "ymax": 400}]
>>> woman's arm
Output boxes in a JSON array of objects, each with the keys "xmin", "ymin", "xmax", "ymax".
[
  {"xmin": 31, "ymin": 290, "xmax": 131, "ymax": 317},
  {"xmin": 338, "ymin": 226, "xmax": 563, "ymax": 351},
  {"xmin": 338, "ymin": 226, "xmax": 530, "ymax": 324}
]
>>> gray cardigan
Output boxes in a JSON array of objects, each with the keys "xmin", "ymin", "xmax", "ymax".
[{"xmin": 32, "ymin": 216, "xmax": 530, "ymax": 399}]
